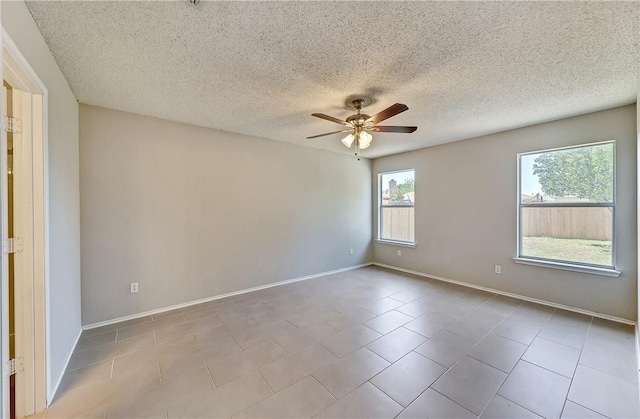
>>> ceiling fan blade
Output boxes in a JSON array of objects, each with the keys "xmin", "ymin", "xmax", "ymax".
[
  {"xmin": 311, "ymin": 113, "xmax": 349, "ymax": 126},
  {"xmin": 306, "ymin": 129, "xmax": 351, "ymax": 139},
  {"xmin": 371, "ymin": 126, "xmax": 417, "ymax": 133},
  {"xmin": 366, "ymin": 103, "xmax": 409, "ymax": 125}
]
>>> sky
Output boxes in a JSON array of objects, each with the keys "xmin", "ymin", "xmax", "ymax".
[
  {"xmin": 381, "ymin": 169, "xmax": 414, "ymax": 197},
  {"xmin": 380, "ymin": 165, "xmax": 543, "ymax": 196},
  {"xmin": 520, "ymin": 153, "xmax": 544, "ymax": 196},
  {"xmin": 381, "ymin": 170, "xmax": 414, "ymax": 186}
]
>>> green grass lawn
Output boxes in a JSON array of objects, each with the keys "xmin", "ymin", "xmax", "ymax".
[{"xmin": 522, "ymin": 236, "xmax": 612, "ymax": 266}]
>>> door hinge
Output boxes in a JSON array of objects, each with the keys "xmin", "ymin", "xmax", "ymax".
[
  {"xmin": 3, "ymin": 237, "xmax": 23, "ymax": 254},
  {"xmin": 2, "ymin": 116, "xmax": 22, "ymax": 134},
  {"xmin": 6, "ymin": 358, "xmax": 23, "ymax": 377}
]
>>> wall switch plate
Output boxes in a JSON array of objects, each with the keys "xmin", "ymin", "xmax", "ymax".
[
  {"xmin": 130, "ymin": 282, "xmax": 139, "ymax": 293},
  {"xmin": 349, "ymin": 248, "xmax": 354, "ymax": 255},
  {"xmin": 397, "ymin": 250, "xmax": 402, "ymax": 256},
  {"xmin": 494, "ymin": 265, "xmax": 501, "ymax": 274}
]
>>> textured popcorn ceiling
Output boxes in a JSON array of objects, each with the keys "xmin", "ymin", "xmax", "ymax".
[{"xmin": 27, "ymin": 1, "xmax": 639, "ymax": 158}]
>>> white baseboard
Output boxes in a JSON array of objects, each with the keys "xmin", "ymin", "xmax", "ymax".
[
  {"xmin": 635, "ymin": 326, "xmax": 640, "ymax": 393},
  {"xmin": 48, "ymin": 328, "xmax": 82, "ymax": 405},
  {"xmin": 373, "ymin": 262, "xmax": 636, "ymax": 326},
  {"xmin": 83, "ymin": 262, "xmax": 373, "ymax": 330}
]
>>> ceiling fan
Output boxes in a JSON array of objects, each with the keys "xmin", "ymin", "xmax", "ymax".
[{"xmin": 307, "ymin": 98, "xmax": 417, "ymax": 155}]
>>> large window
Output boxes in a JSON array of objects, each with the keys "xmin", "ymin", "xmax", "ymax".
[
  {"xmin": 378, "ymin": 169, "xmax": 415, "ymax": 244},
  {"xmin": 517, "ymin": 141, "xmax": 615, "ymax": 269}
]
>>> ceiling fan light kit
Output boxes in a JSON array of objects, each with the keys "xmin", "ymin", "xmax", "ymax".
[{"xmin": 307, "ymin": 98, "xmax": 417, "ymax": 156}]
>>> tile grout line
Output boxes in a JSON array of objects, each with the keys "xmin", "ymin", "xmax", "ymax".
[
  {"xmin": 228, "ymin": 369, "xmax": 282, "ymax": 416},
  {"xmin": 422, "ymin": 296, "xmax": 523, "ymax": 362},
  {"xmin": 75, "ymin": 332, "xmax": 118, "ymax": 354},
  {"xmin": 421, "ymin": 298, "xmax": 536, "ymax": 417},
  {"xmin": 431, "ymin": 387, "xmax": 478, "ymax": 416},
  {"xmin": 205, "ymin": 365, "xmax": 216, "ymax": 388},
  {"xmin": 82, "ymin": 316, "xmax": 153, "ymax": 336},
  {"xmin": 256, "ymin": 368, "xmax": 276, "ymax": 394},
  {"xmin": 67, "ymin": 337, "xmax": 157, "ymax": 372},
  {"xmin": 475, "ymin": 306, "xmax": 556, "ymax": 417},
  {"xmin": 498, "ymin": 311, "xmax": 607, "ymax": 418},
  {"xmin": 516, "ymin": 358, "xmax": 573, "ymax": 377},
  {"xmin": 482, "ymin": 393, "xmax": 540, "ymax": 418},
  {"xmin": 557, "ymin": 315, "xmax": 588, "ymax": 418},
  {"xmin": 575, "ymin": 360, "xmax": 640, "ymax": 386},
  {"xmin": 229, "ymin": 335, "xmax": 249, "ymax": 356},
  {"xmin": 192, "ymin": 334, "xmax": 199, "ymax": 350},
  {"xmin": 557, "ymin": 316, "xmax": 613, "ymax": 418},
  {"xmin": 368, "ymin": 367, "xmax": 436, "ymax": 413},
  {"xmin": 533, "ymin": 331, "xmax": 586, "ymax": 351},
  {"xmin": 568, "ymin": 399, "xmax": 612, "ymax": 418},
  {"xmin": 269, "ymin": 337, "xmax": 291, "ymax": 356},
  {"xmin": 284, "ymin": 317, "xmax": 300, "ymax": 331},
  {"xmin": 309, "ymin": 374, "xmax": 338, "ymax": 404},
  {"xmin": 521, "ymin": 335, "xmax": 584, "ymax": 380}
]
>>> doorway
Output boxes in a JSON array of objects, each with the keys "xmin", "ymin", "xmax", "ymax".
[{"xmin": 2, "ymin": 33, "xmax": 48, "ymax": 418}]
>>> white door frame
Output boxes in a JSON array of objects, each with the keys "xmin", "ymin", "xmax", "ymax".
[{"xmin": 1, "ymin": 28, "xmax": 49, "ymax": 417}]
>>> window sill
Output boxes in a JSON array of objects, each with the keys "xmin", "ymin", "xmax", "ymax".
[
  {"xmin": 375, "ymin": 239, "xmax": 416, "ymax": 248},
  {"xmin": 512, "ymin": 257, "xmax": 621, "ymax": 278}
]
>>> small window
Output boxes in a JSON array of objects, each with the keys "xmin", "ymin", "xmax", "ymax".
[
  {"xmin": 378, "ymin": 169, "xmax": 415, "ymax": 244},
  {"xmin": 518, "ymin": 141, "xmax": 615, "ymax": 268}
]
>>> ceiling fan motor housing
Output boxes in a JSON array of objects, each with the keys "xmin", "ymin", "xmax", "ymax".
[{"xmin": 346, "ymin": 113, "xmax": 371, "ymax": 126}]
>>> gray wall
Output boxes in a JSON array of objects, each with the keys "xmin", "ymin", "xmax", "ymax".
[
  {"xmin": 2, "ymin": 0, "xmax": 82, "ymax": 397},
  {"xmin": 373, "ymin": 105, "xmax": 637, "ymax": 321},
  {"xmin": 80, "ymin": 105, "xmax": 372, "ymax": 325}
]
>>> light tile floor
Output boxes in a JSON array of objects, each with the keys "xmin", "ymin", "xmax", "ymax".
[{"xmin": 34, "ymin": 267, "xmax": 639, "ymax": 418}]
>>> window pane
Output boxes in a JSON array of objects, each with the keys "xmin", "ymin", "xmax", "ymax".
[
  {"xmin": 379, "ymin": 170, "xmax": 415, "ymax": 243},
  {"xmin": 380, "ymin": 207, "xmax": 415, "ymax": 242},
  {"xmin": 521, "ymin": 206, "xmax": 612, "ymax": 266},
  {"xmin": 520, "ymin": 143, "xmax": 613, "ymax": 204},
  {"xmin": 381, "ymin": 170, "xmax": 414, "ymax": 206}
]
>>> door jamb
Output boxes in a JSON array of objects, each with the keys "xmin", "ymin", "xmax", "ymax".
[{"xmin": 1, "ymin": 27, "xmax": 50, "ymax": 416}]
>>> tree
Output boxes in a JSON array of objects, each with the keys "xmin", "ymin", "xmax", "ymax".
[
  {"xmin": 532, "ymin": 144, "xmax": 613, "ymax": 202},
  {"xmin": 396, "ymin": 178, "xmax": 414, "ymax": 197},
  {"xmin": 390, "ymin": 178, "xmax": 414, "ymax": 203}
]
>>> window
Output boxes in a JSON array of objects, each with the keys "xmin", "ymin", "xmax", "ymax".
[
  {"xmin": 378, "ymin": 169, "xmax": 415, "ymax": 244},
  {"xmin": 517, "ymin": 141, "xmax": 615, "ymax": 271}
]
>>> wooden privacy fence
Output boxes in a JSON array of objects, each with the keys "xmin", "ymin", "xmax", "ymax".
[
  {"xmin": 382, "ymin": 207, "xmax": 611, "ymax": 242},
  {"xmin": 522, "ymin": 207, "xmax": 612, "ymax": 241},
  {"xmin": 381, "ymin": 207, "xmax": 415, "ymax": 242}
]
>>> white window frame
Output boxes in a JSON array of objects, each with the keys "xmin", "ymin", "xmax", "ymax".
[
  {"xmin": 513, "ymin": 140, "xmax": 620, "ymax": 277},
  {"xmin": 376, "ymin": 169, "xmax": 416, "ymax": 247}
]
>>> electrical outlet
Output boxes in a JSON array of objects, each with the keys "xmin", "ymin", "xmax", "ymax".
[
  {"xmin": 494, "ymin": 265, "xmax": 501, "ymax": 274},
  {"xmin": 349, "ymin": 248, "xmax": 354, "ymax": 255},
  {"xmin": 130, "ymin": 282, "xmax": 139, "ymax": 293},
  {"xmin": 397, "ymin": 249, "xmax": 402, "ymax": 256}
]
